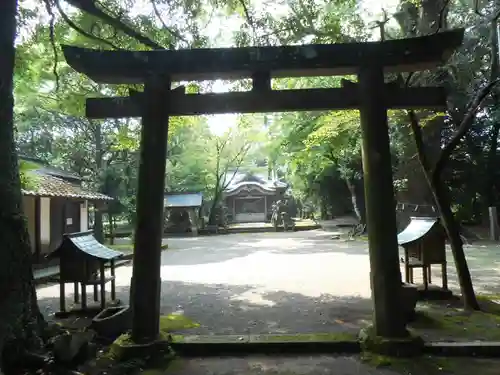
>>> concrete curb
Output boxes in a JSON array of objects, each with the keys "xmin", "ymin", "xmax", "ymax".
[
  {"xmin": 167, "ymin": 335, "xmax": 500, "ymax": 358},
  {"xmin": 167, "ymin": 334, "xmax": 360, "ymax": 356},
  {"xmin": 172, "ymin": 340, "xmax": 500, "ymax": 358},
  {"xmin": 171, "ymin": 339, "xmax": 360, "ymax": 356},
  {"xmin": 111, "ymin": 225, "xmax": 322, "ymax": 238},
  {"xmin": 225, "ymin": 224, "xmax": 321, "ymax": 235},
  {"xmin": 423, "ymin": 341, "xmax": 500, "ymax": 357}
]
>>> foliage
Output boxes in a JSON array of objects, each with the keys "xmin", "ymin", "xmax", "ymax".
[
  {"xmin": 11, "ymin": 0, "xmax": 500, "ymax": 226},
  {"xmin": 18, "ymin": 160, "xmax": 40, "ymax": 191}
]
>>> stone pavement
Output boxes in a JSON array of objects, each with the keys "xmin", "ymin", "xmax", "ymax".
[
  {"xmin": 161, "ymin": 356, "xmax": 402, "ymax": 375},
  {"xmin": 159, "ymin": 355, "xmax": 500, "ymax": 375}
]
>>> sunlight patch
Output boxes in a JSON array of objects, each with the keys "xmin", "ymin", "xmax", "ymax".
[
  {"xmin": 159, "ymin": 313, "xmax": 200, "ymax": 332},
  {"xmin": 230, "ymin": 290, "xmax": 276, "ymax": 306}
]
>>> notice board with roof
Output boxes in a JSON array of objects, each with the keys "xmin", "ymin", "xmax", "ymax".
[
  {"xmin": 397, "ymin": 217, "xmax": 448, "ymax": 291},
  {"xmin": 47, "ymin": 231, "xmax": 124, "ymax": 314}
]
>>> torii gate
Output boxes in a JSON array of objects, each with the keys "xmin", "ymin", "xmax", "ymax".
[{"xmin": 61, "ymin": 29, "xmax": 464, "ymax": 343}]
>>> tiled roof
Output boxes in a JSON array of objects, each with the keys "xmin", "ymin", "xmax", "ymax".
[
  {"xmin": 22, "ymin": 173, "xmax": 113, "ymax": 201},
  {"xmin": 164, "ymin": 192, "xmax": 203, "ymax": 208},
  {"xmin": 224, "ymin": 170, "xmax": 288, "ymax": 194}
]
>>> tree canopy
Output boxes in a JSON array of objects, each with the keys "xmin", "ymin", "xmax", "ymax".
[{"xmin": 11, "ymin": 0, "xmax": 500, "ymax": 227}]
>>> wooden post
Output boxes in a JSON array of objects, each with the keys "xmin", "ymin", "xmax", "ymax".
[
  {"xmin": 130, "ymin": 77, "xmax": 172, "ymax": 343},
  {"xmin": 358, "ymin": 66, "xmax": 407, "ymax": 338},
  {"xmin": 34, "ymin": 196, "xmax": 42, "ymax": 262},
  {"xmin": 110, "ymin": 259, "xmax": 116, "ymax": 301},
  {"xmin": 74, "ymin": 282, "xmax": 79, "ymax": 303},
  {"xmin": 264, "ymin": 196, "xmax": 267, "ymax": 221},
  {"xmin": 99, "ymin": 262, "xmax": 106, "ymax": 310},
  {"xmin": 489, "ymin": 206, "xmax": 499, "ymax": 241},
  {"xmin": 252, "ymin": 71, "xmax": 271, "ymax": 92},
  {"xmin": 59, "ymin": 280, "xmax": 65, "ymax": 313},
  {"xmin": 189, "ymin": 208, "xmax": 198, "ymax": 236}
]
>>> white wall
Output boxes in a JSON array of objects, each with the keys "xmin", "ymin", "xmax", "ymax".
[
  {"xmin": 80, "ymin": 201, "xmax": 88, "ymax": 231},
  {"xmin": 40, "ymin": 197, "xmax": 51, "ymax": 247},
  {"xmin": 22, "ymin": 196, "xmax": 36, "ymax": 253}
]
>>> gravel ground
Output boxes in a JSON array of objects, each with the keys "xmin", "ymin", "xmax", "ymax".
[
  {"xmin": 35, "ymin": 230, "xmax": 500, "ymax": 375},
  {"xmin": 36, "ymin": 229, "xmax": 500, "ymax": 336},
  {"xmin": 37, "ymin": 230, "xmax": 374, "ymax": 335}
]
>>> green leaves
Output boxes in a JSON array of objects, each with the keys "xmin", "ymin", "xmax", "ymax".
[{"xmin": 19, "ymin": 160, "xmax": 41, "ymax": 191}]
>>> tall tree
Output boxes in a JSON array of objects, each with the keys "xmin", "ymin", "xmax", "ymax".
[
  {"xmin": 206, "ymin": 124, "xmax": 256, "ymax": 224},
  {"xmin": 396, "ymin": 0, "xmax": 497, "ymax": 309},
  {"xmin": 0, "ymin": 0, "xmax": 45, "ymax": 369}
]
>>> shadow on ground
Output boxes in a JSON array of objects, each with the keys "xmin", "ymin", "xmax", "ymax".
[{"xmin": 37, "ymin": 280, "xmax": 373, "ymax": 336}]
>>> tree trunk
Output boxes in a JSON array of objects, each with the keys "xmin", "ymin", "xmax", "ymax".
[
  {"xmin": 485, "ymin": 121, "xmax": 500, "ymax": 207},
  {"xmin": 320, "ymin": 198, "xmax": 328, "ymax": 220},
  {"xmin": 345, "ymin": 177, "xmax": 364, "ymax": 224},
  {"xmin": 93, "ymin": 124, "xmax": 104, "ymax": 243},
  {"xmin": 431, "ymin": 175, "xmax": 480, "ymax": 310},
  {"xmin": 0, "ymin": 0, "xmax": 45, "ymax": 369},
  {"xmin": 484, "ymin": 16, "xmax": 500, "ymax": 211},
  {"xmin": 356, "ymin": 178, "xmax": 367, "ymax": 224},
  {"xmin": 404, "ymin": 0, "xmax": 479, "ymax": 311},
  {"xmin": 107, "ymin": 212, "xmax": 115, "ymax": 245},
  {"xmin": 208, "ymin": 187, "xmax": 222, "ymax": 226},
  {"xmin": 408, "ymin": 111, "xmax": 480, "ymax": 311}
]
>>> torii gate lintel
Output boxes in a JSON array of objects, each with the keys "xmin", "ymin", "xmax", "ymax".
[{"xmin": 62, "ymin": 29, "xmax": 464, "ymax": 343}]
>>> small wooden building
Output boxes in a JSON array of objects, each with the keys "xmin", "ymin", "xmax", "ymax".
[
  {"xmin": 398, "ymin": 216, "xmax": 448, "ymax": 291},
  {"xmin": 47, "ymin": 231, "xmax": 123, "ymax": 314},
  {"xmin": 21, "ymin": 157, "xmax": 113, "ymax": 263},
  {"xmin": 223, "ymin": 170, "xmax": 288, "ymax": 223},
  {"xmin": 163, "ymin": 192, "xmax": 203, "ymax": 235}
]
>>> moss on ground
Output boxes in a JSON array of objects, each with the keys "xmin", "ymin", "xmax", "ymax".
[
  {"xmin": 362, "ymin": 353, "xmax": 500, "ymax": 375},
  {"xmin": 361, "ymin": 353, "xmax": 457, "ymax": 374},
  {"xmin": 107, "ymin": 314, "xmax": 198, "ymax": 360},
  {"xmin": 409, "ymin": 296, "xmax": 500, "ymax": 341},
  {"xmin": 159, "ymin": 314, "xmax": 199, "ymax": 333},
  {"xmin": 359, "ymin": 325, "xmax": 423, "ymax": 357},
  {"xmin": 135, "ymin": 359, "xmax": 185, "ymax": 375},
  {"xmin": 110, "ymin": 313, "xmax": 199, "ymax": 348}
]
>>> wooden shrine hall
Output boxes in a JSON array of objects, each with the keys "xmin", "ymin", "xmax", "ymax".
[{"xmin": 62, "ymin": 29, "xmax": 465, "ymax": 343}]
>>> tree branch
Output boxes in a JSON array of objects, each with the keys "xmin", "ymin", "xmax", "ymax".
[
  {"xmin": 434, "ymin": 0, "xmax": 450, "ymax": 33},
  {"xmin": 434, "ymin": 78, "xmax": 500, "ymax": 178},
  {"xmin": 150, "ymin": 0, "xmax": 186, "ymax": 48},
  {"xmin": 42, "ymin": 0, "xmax": 60, "ymax": 91},
  {"xmin": 54, "ymin": 0, "xmax": 121, "ymax": 49},
  {"xmin": 238, "ymin": 0, "xmax": 257, "ymax": 44},
  {"xmin": 407, "ymin": 111, "xmax": 432, "ymax": 172},
  {"xmin": 474, "ymin": 0, "xmax": 486, "ymax": 17},
  {"xmin": 370, "ymin": 8, "xmax": 390, "ymax": 41},
  {"xmin": 222, "ymin": 164, "xmax": 241, "ymax": 190},
  {"xmin": 64, "ymin": 0, "xmax": 165, "ymax": 49}
]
